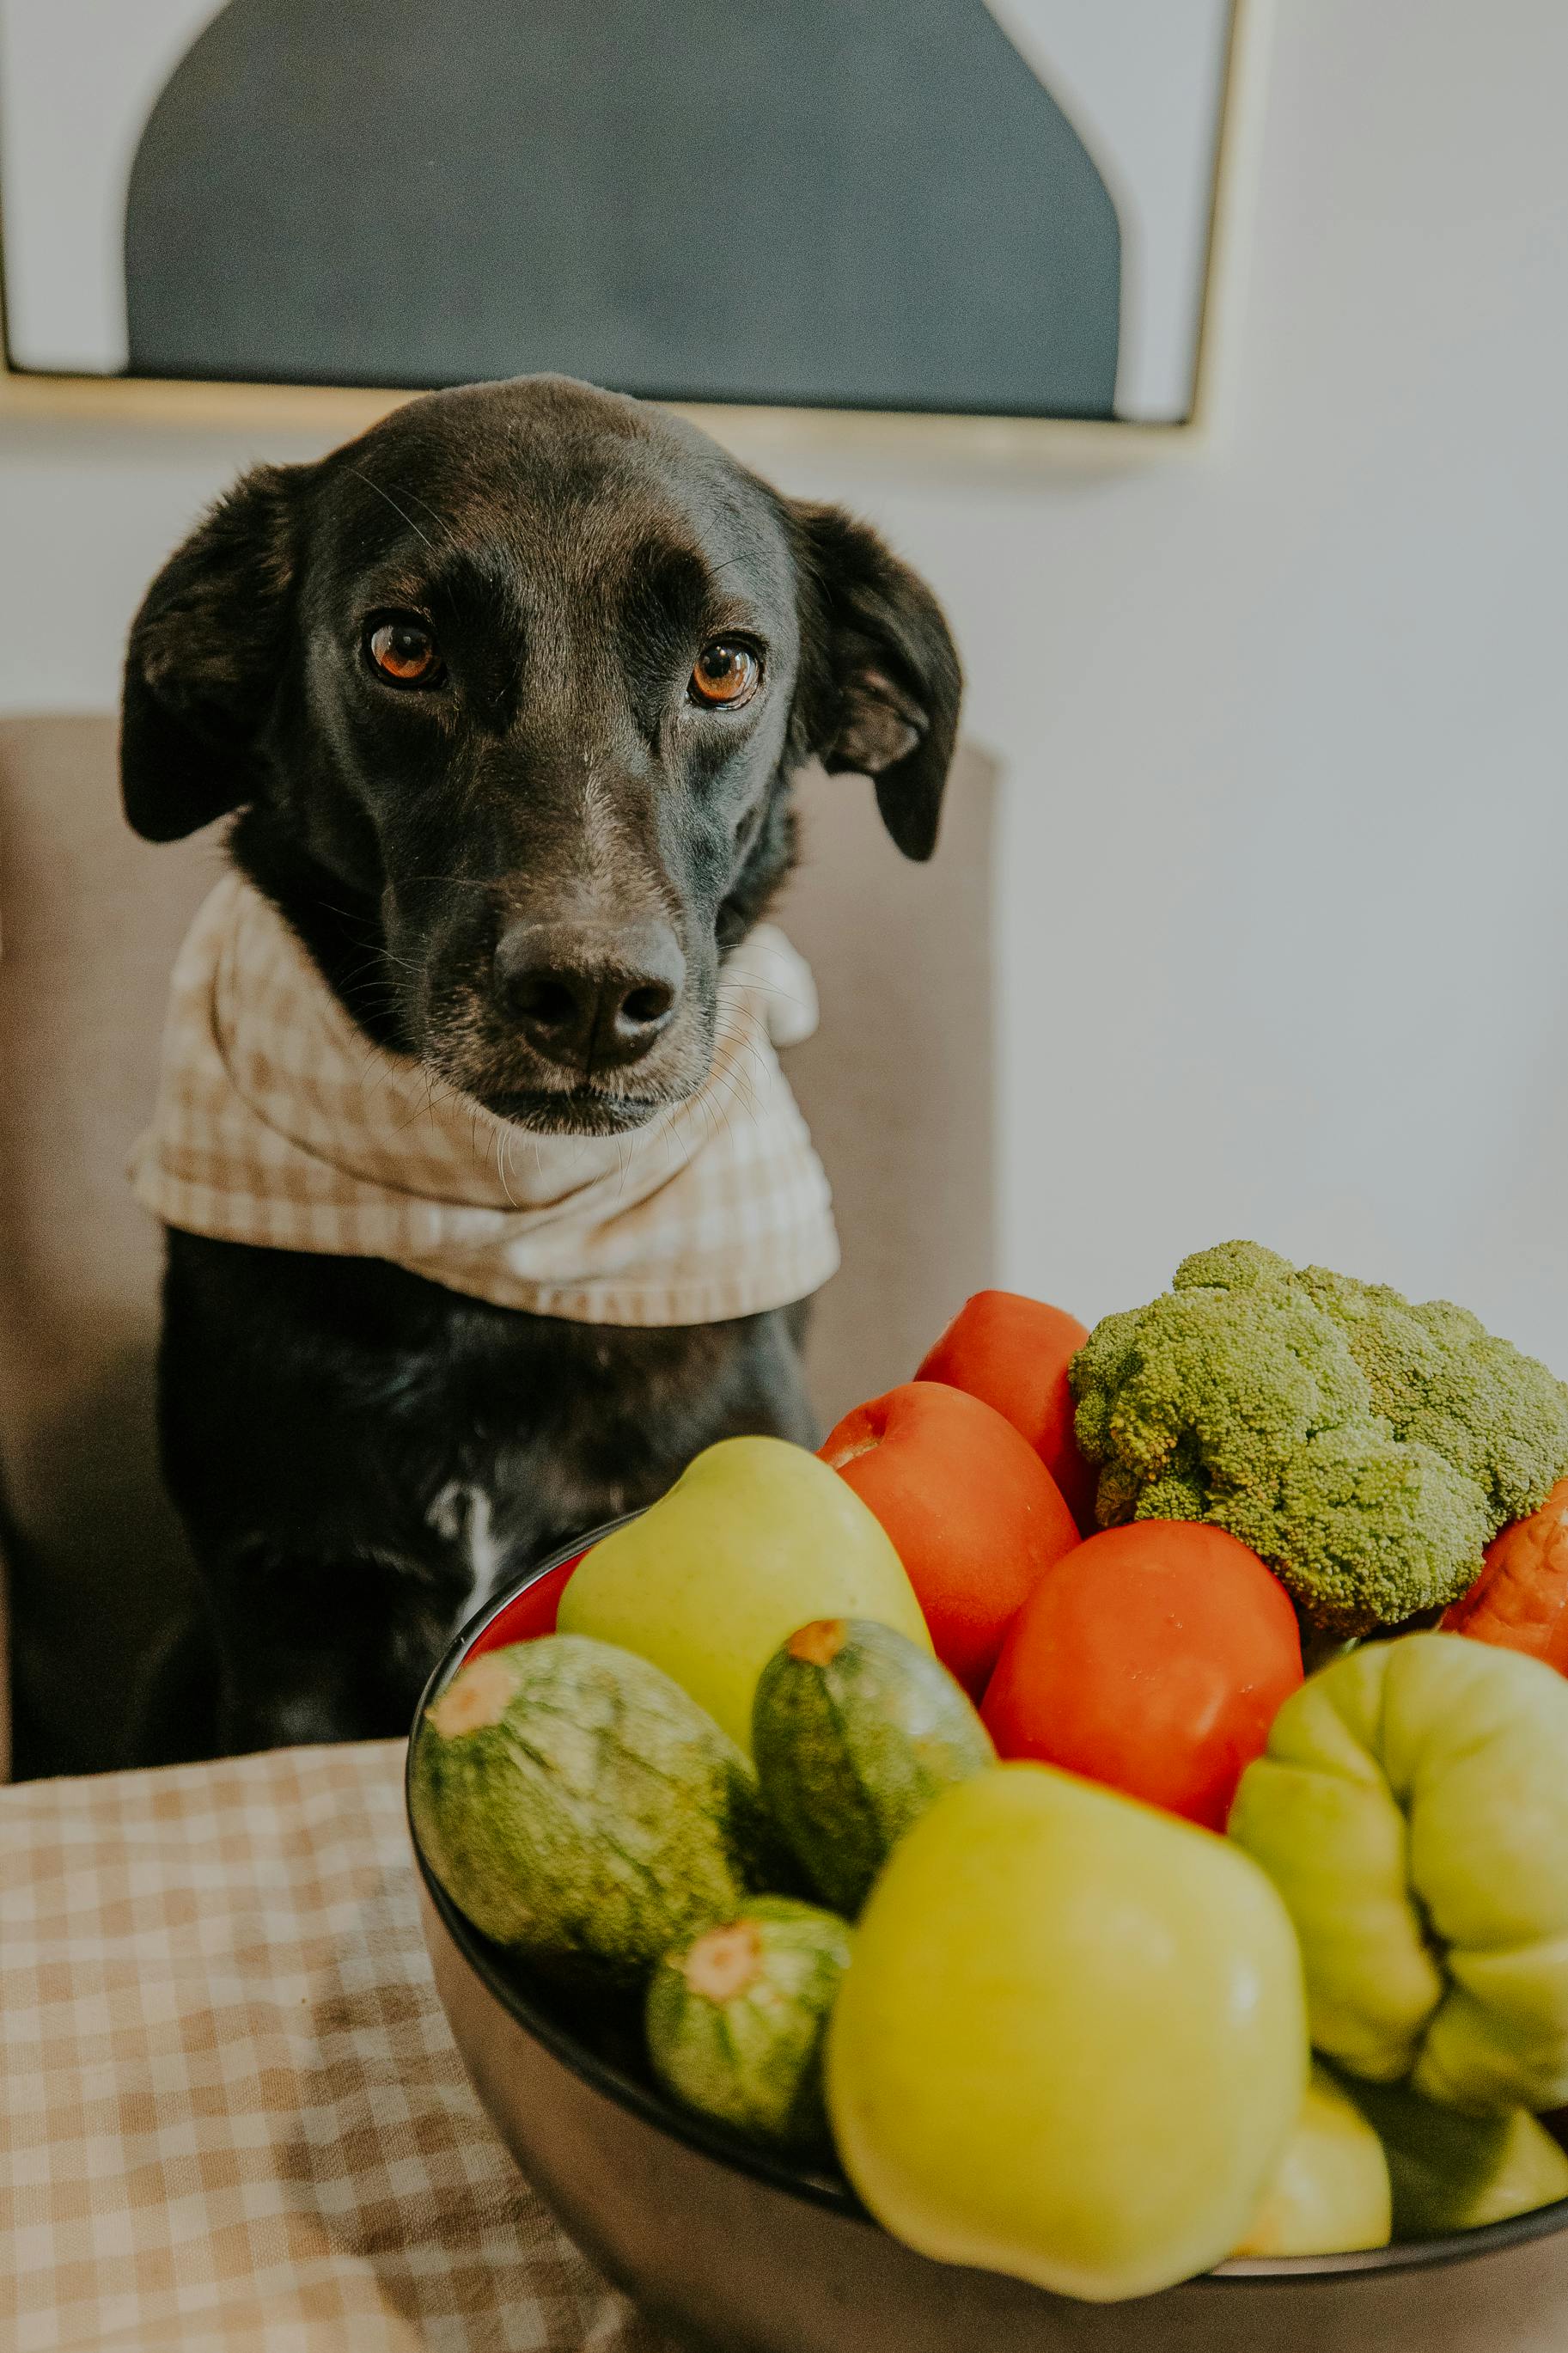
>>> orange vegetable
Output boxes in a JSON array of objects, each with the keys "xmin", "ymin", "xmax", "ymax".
[
  {"xmin": 981, "ymin": 1521, "xmax": 1303, "ymax": 1831},
  {"xmin": 819, "ymin": 1380, "xmax": 1081, "ymax": 1699},
  {"xmin": 915, "ymin": 1289, "xmax": 1097, "ymax": 1532},
  {"xmin": 1441, "ymin": 1477, "xmax": 1568, "ymax": 1672}
]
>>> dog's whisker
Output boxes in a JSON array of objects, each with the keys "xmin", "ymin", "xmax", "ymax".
[
  {"xmin": 708, "ymin": 1036, "xmax": 772, "ymax": 1125},
  {"xmin": 708, "ymin": 1079, "xmax": 743, "ymax": 1160},
  {"xmin": 700, "ymin": 1045, "xmax": 764, "ymax": 1128},
  {"xmin": 336, "ymin": 962, "xmax": 402, "ymax": 999},
  {"xmin": 717, "ymin": 972, "xmax": 812, "ymax": 1014},
  {"xmin": 343, "ymin": 463, "xmax": 441, "ymax": 555},
  {"xmin": 711, "ymin": 1011, "xmax": 774, "ymax": 1073},
  {"xmin": 713, "ymin": 1067, "xmax": 765, "ymax": 1131},
  {"xmin": 495, "ymin": 1124, "xmax": 520, "ymax": 1210},
  {"xmin": 375, "ymin": 474, "xmax": 463, "ymax": 547},
  {"xmin": 336, "ymin": 982, "xmax": 400, "ymax": 1017},
  {"xmin": 720, "ymin": 1049, "xmax": 768, "ymax": 1112}
]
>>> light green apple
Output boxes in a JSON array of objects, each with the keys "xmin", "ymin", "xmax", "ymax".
[
  {"xmin": 827, "ymin": 1763, "xmax": 1308, "ymax": 2303},
  {"xmin": 1346, "ymin": 2078, "xmax": 1568, "ymax": 2238},
  {"xmin": 1232, "ymin": 2063, "xmax": 1391, "ymax": 2258},
  {"xmin": 1228, "ymin": 1633, "xmax": 1568, "ymax": 2113},
  {"xmin": 557, "ymin": 1436, "xmax": 930, "ymax": 1752}
]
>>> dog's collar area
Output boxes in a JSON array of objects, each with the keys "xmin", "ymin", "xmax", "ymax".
[{"xmin": 130, "ymin": 872, "xmax": 840, "ymax": 1328}]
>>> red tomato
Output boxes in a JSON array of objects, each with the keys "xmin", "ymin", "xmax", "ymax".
[
  {"xmin": 916, "ymin": 1290, "xmax": 1097, "ymax": 1532},
  {"xmin": 981, "ymin": 1522, "xmax": 1303, "ymax": 1831},
  {"xmin": 820, "ymin": 1380, "xmax": 1081, "ymax": 1698}
]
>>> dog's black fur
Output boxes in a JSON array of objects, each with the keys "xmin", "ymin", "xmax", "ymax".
[{"xmin": 123, "ymin": 375, "xmax": 961, "ymax": 1760}]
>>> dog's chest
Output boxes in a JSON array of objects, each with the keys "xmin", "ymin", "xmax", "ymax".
[
  {"xmin": 425, "ymin": 1480, "xmax": 509, "ymax": 1629},
  {"xmin": 408, "ymin": 1345, "xmax": 655, "ymax": 1636}
]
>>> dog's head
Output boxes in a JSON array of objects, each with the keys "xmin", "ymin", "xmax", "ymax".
[{"xmin": 122, "ymin": 376, "xmax": 961, "ymax": 1134}]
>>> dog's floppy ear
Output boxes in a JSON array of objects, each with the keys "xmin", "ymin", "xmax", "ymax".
[
  {"xmin": 121, "ymin": 462, "xmax": 308, "ymax": 841},
  {"xmin": 790, "ymin": 503, "xmax": 962, "ymax": 861}
]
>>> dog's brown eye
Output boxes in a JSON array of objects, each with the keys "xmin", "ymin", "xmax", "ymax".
[
  {"xmin": 367, "ymin": 616, "xmax": 443, "ymax": 688},
  {"xmin": 689, "ymin": 642, "xmax": 760, "ymax": 709}
]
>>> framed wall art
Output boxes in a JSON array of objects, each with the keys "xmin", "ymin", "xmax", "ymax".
[{"xmin": 0, "ymin": 0, "xmax": 1267, "ymax": 452}]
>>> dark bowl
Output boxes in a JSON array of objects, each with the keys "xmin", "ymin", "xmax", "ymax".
[{"xmin": 408, "ymin": 1533, "xmax": 1568, "ymax": 2353}]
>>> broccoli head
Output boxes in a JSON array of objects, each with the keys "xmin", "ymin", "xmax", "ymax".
[
  {"xmin": 1294, "ymin": 1264, "xmax": 1568, "ymax": 1527},
  {"xmin": 1070, "ymin": 1243, "xmax": 1568, "ymax": 1636}
]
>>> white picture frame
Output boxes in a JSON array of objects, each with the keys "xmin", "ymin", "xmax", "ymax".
[{"xmin": 0, "ymin": 0, "xmax": 1269, "ymax": 461}]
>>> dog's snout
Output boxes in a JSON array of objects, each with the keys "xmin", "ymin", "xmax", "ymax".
[{"xmin": 494, "ymin": 918, "xmax": 686, "ymax": 1073}]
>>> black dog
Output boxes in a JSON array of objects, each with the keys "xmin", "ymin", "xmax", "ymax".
[{"xmin": 123, "ymin": 375, "xmax": 961, "ymax": 1760}]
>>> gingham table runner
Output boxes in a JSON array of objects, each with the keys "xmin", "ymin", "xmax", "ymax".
[
  {"xmin": 0, "ymin": 1741, "xmax": 677, "ymax": 2353},
  {"xmin": 131, "ymin": 874, "xmax": 839, "ymax": 1327}
]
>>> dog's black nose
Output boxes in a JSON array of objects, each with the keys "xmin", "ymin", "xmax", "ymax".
[{"xmin": 494, "ymin": 919, "xmax": 685, "ymax": 1073}]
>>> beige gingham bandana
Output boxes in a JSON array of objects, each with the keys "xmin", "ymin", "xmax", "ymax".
[{"xmin": 131, "ymin": 873, "xmax": 839, "ymax": 1325}]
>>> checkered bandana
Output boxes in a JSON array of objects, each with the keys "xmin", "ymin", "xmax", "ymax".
[{"xmin": 131, "ymin": 874, "xmax": 839, "ymax": 1325}]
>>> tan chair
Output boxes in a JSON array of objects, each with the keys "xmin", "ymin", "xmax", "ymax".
[{"xmin": 0, "ymin": 717, "xmax": 996, "ymax": 1779}]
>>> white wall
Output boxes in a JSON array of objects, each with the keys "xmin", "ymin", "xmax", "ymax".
[{"xmin": 3, "ymin": 0, "xmax": 1566, "ymax": 1366}]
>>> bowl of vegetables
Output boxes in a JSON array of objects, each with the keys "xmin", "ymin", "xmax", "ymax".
[{"xmin": 407, "ymin": 1242, "xmax": 1568, "ymax": 2353}]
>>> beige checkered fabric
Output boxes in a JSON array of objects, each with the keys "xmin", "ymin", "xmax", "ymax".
[
  {"xmin": 0, "ymin": 1742, "xmax": 675, "ymax": 2353},
  {"xmin": 131, "ymin": 875, "xmax": 839, "ymax": 1325}
]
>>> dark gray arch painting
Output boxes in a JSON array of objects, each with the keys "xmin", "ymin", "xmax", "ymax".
[{"xmin": 0, "ymin": 0, "xmax": 1237, "ymax": 424}]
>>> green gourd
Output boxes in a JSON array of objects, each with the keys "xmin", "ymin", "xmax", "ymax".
[
  {"xmin": 645, "ymin": 1896, "xmax": 853, "ymax": 2152},
  {"xmin": 751, "ymin": 1617, "xmax": 995, "ymax": 1915},
  {"xmin": 1345, "ymin": 2078, "xmax": 1568, "ymax": 2238},
  {"xmin": 410, "ymin": 1633, "xmax": 783, "ymax": 1989}
]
